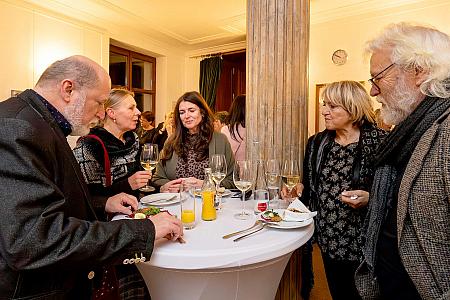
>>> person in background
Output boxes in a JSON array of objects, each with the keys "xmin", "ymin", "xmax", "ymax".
[
  {"xmin": 153, "ymin": 91, "xmax": 235, "ymax": 192},
  {"xmin": 221, "ymin": 95, "xmax": 246, "ymax": 161},
  {"xmin": 73, "ymin": 88, "xmax": 153, "ymax": 299},
  {"xmin": 355, "ymin": 23, "xmax": 450, "ymax": 300},
  {"xmin": 150, "ymin": 111, "xmax": 174, "ymax": 151},
  {"xmin": 0, "ymin": 55, "xmax": 183, "ymax": 299},
  {"xmin": 374, "ymin": 108, "xmax": 392, "ymax": 131},
  {"xmin": 213, "ymin": 111, "xmax": 229, "ymax": 132},
  {"xmin": 298, "ymin": 81, "xmax": 386, "ymax": 300},
  {"xmin": 136, "ymin": 110, "xmax": 156, "ymax": 145}
]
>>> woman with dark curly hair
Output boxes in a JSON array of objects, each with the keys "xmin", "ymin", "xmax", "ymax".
[{"xmin": 153, "ymin": 91, "xmax": 235, "ymax": 192}]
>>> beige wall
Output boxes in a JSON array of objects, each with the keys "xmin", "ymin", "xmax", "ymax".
[
  {"xmin": 0, "ymin": 1, "xmax": 107, "ymax": 100},
  {"xmin": 0, "ymin": 0, "xmax": 186, "ymax": 125},
  {"xmin": 309, "ymin": 1, "xmax": 450, "ymax": 136}
]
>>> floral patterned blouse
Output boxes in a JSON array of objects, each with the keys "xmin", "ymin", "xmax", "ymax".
[{"xmin": 316, "ymin": 141, "xmax": 367, "ymax": 261}]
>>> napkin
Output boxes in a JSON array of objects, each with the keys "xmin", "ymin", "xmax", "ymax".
[{"xmin": 283, "ymin": 199, "xmax": 317, "ymax": 221}]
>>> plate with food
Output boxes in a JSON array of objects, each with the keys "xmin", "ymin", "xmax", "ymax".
[
  {"xmin": 140, "ymin": 193, "xmax": 180, "ymax": 206},
  {"xmin": 129, "ymin": 206, "xmax": 163, "ymax": 219},
  {"xmin": 260, "ymin": 209, "xmax": 314, "ymax": 229}
]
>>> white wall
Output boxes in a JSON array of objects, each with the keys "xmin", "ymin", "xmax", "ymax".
[{"xmin": 309, "ymin": 1, "xmax": 450, "ymax": 136}]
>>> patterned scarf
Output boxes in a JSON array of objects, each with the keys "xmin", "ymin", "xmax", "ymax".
[{"xmin": 362, "ymin": 96, "xmax": 450, "ymax": 272}]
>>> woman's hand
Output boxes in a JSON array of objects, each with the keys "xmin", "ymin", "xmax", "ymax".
[
  {"xmin": 183, "ymin": 177, "xmax": 203, "ymax": 189},
  {"xmin": 128, "ymin": 170, "xmax": 152, "ymax": 190},
  {"xmin": 160, "ymin": 178, "xmax": 183, "ymax": 193},
  {"xmin": 280, "ymin": 183, "xmax": 304, "ymax": 201},
  {"xmin": 105, "ymin": 192, "xmax": 138, "ymax": 215},
  {"xmin": 341, "ymin": 190, "xmax": 369, "ymax": 209}
]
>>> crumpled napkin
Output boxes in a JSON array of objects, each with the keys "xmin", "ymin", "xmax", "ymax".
[{"xmin": 283, "ymin": 199, "xmax": 317, "ymax": 221}]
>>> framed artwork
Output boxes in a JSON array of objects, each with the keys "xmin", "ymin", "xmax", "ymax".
[{"xmin": 11, "ymin": 90, "xmax": 22, "ymax": 97}]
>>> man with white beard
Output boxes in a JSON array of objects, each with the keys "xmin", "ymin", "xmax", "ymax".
[
  {"xmin": 355, "ymin": 23, "xmax": 450, "ymax": 300},
  {"xmin": 0, "ymin": 55, "xmax": 183, "ymax": 299}
]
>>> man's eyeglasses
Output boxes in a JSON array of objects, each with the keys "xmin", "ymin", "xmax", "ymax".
[{"xmin": 368, "ymin": 63, "xmax": 395, "ymax": 91}]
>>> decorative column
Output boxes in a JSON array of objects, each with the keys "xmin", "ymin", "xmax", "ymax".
[
  {"xmin": 246, "ymin": 0, "xmax": 309, "ymax": 166},
  {"xmin": 247, "ymin": 1, "xmax": 309, "ymax": 299}
]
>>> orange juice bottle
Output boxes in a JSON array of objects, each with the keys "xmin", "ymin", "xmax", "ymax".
[{"xmin": 201, "ymin": 168, "xmax": 216, "ymax": 221}]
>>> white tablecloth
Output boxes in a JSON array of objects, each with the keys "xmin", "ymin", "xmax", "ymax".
[{"xmin": 131, "ymin": 196, "xmax": 313, "ymax": 300}]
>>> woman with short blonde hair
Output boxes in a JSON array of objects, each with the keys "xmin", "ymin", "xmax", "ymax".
[{"xmin": 297, "ymin": 80, "xmax": 387, "ymax": 300}]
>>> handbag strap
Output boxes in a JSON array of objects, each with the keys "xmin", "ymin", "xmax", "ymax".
[{"xmin": 78, "ymin": 134, "xmax": 112, "ymax": 187}]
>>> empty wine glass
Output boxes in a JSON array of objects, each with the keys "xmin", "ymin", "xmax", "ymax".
[
  {"xmin": 233, "ymin": 160, "xmax": 253, "ymax": 220},
  {"xmin": 265, "ymin": 159, "xmax": 280, "ymax": 208},
  {"xmin": 281, "ymin": 159, "xmax": 300, "ymax": 202},
  {"xmin": 139, "ymin": 143, "xmax": 159, "ymax": 192},
  {"xmin": 210, "ymin": 154, "xmax": 227, "ymax": 209}
]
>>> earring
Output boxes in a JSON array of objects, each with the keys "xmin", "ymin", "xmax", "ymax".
[{"xmin": 113, "ymin": 118, "xmax": 116, "ymax": 123}]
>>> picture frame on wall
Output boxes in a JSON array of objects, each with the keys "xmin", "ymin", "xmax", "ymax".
[{"xmin": 11, "ymin": 90, "xmax": 22, "ymax": 97}]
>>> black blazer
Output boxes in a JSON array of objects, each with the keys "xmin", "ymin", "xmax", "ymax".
[{"xmin": 0, "ymin": 90, "xmax": 155, "ymax": 299}]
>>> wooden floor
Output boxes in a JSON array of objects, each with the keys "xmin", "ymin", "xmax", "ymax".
[{"xmin": 309, "ymin": 244, "xmax": 332, "ymax": 300}]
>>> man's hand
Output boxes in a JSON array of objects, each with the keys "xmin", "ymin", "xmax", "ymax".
[
  {"xmin": 105, "ymin": 193, "xmax": 138, "ymax": 215},
  {"xmin": 341, "ymin": 190, "xmax": 369, "ymax": 209},
  {"xmin": 128, "ymin": 170, "xmax": 152, "ymax": 190},
  {"xmin": 149, "ymin": 212, "xmax": 183, "ymax": 241},
  {"xmin": 160, "ymin": 178, "xmax": 183, "ymax": 193}
]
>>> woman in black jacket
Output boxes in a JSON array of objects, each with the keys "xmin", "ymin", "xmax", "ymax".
[{"xmin": 299, "ymin": 81, "xmax": 387, "ymax": 300}]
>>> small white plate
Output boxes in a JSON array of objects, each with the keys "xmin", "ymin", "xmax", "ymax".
[
  {"xmin": 260, "ymin": 209, "xmax": 314, "ymax": 229},
  {"xmin": 140, "ymin": 193, "xmax": 180, "ymax": 206}
]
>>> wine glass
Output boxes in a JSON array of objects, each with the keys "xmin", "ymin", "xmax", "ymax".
[
  {"xmin": 265, "ymin": 159, "xmax": 280, "ymax": 208},
  {"xmin": 140, "ymin": 143, "xmax": 159, "ymax": 192},
  {"xmin": 210, "ymin": 154, "xmax": 227, "ymax": 209},
  {"xmin": 233, "ymin": 160, "xmax": 253, "ymax": 220},
  {"xmin": 281, "ymin": 159, "xmax": 300, "ymax": 202}
]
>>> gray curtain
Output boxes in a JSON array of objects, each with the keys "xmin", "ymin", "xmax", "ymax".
[{"xmin": 199, "ymin": 56, "xmax": 222, "ymax": 109}]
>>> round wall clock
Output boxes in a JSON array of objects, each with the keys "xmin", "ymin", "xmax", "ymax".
[{"xmin": 332, "ymin": 49, "xmax": 348, "ymax": 66}]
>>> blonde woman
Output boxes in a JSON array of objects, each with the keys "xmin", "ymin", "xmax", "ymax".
[
  {"xmin": 300, "ymin": 81, "xmax": 387, "ymax": 300},
  {"xmin": 73, "ymin": 88, "xmax": 153, "ymax": 299}
]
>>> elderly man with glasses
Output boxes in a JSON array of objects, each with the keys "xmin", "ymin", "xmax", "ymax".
[{"xmin": 355, "ymin": 23, "xmax": 450, "ymax": 300}]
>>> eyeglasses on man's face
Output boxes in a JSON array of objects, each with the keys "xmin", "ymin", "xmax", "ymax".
[{"xmin": 368, "ymin": 63, "xmax": 395, "ymax": 91}]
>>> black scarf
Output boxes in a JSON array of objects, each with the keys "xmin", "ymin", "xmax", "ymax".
[{"xmin": 363, "ymin": 96, "xmax": 450, "ymax": 271}]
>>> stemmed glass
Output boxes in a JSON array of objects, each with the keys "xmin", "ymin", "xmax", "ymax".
[
  {"xmin": 281, "ymin": 159, "xmax": 300, "ymax": 202},
  {"xmin": 233, "ymin": 160, "xmax": 253, "ymax": 220},
  {"xmin": 139, "ymin": 143, "xmax": 159, "ymax": 192},
  {"xmin": 210, "ymin": 154, "xmax": 227, "ymax": 209},
  {"xmin": 265, "ymin": 159, "xmax": 280, "ymax": 208}
]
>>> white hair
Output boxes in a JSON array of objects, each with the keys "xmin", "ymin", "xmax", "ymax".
[{"xmin": 366, "ymin": 22, "xmax": 450, "ymax": 98}]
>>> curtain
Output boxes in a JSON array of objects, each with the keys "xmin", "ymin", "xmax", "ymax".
[{"xmin": 199, "ymin": 56, "xmax": 223, "ymax": 109}]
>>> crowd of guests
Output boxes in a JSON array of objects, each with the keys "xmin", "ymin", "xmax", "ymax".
[{"xmin": 0, "ymin": 22, "xmax": 449, "ymax": 300}]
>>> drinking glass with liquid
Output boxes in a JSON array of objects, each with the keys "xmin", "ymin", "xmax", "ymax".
[{"xmin": 281, "ymin": 159, "xmax": 300, "ymax": 202}]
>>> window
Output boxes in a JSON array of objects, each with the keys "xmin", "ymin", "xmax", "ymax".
[{"xmin": 109, "ymin": 45, "xmax": 156, "ymax": 113}]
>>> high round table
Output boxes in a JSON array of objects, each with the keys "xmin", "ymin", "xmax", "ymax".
[{"xmin": 135, "ymin": 195, "xmax": 313, "ymax": 300}]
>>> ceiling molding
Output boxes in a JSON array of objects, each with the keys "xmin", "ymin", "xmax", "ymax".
[
  {"xmin": 186, "ymin": 41, "xmax": 246, "ymax": 58},
  {"xmin": 311, "ymin": 0, "xmax": 432, "ymax": 24}
]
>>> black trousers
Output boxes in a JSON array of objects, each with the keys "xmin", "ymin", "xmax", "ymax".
[{"xmin": 321, "ymin": 253, "xmax": 361, "ymax": 300}]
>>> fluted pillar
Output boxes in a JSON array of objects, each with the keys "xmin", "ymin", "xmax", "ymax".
[
  {"xmin": 247, "ymin": 1, "xmax": 309, "ymax": 299},
  {"xmin": 246, "ymin": 0, "xmax": 309, "ymax": 166}
]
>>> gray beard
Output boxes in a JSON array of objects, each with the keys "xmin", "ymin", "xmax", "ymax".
[
  {"xmin": 63, "ymin": 92, "xmax": 89, "ymax": 136},
  {"xmin": 378, "ymin": 76, "xmax": 422, "ymax": 125}
]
